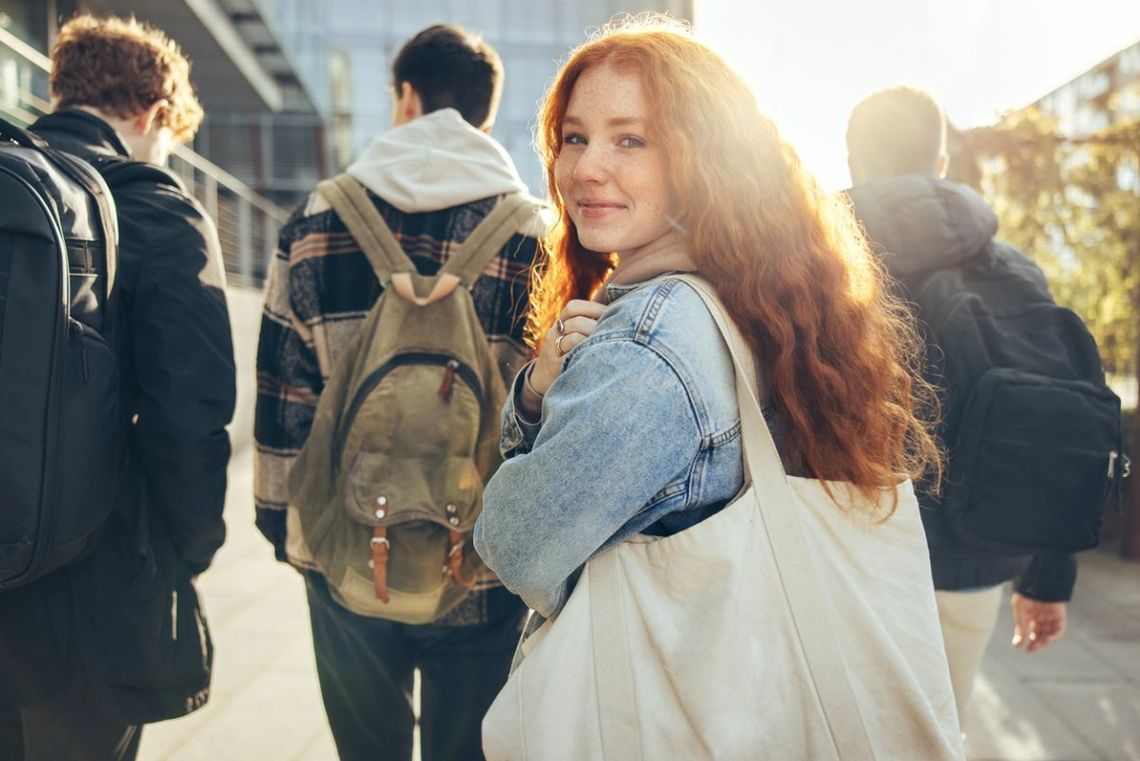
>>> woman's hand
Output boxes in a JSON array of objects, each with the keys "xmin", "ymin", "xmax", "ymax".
[{"xmin": 530, "ymin": 300, "xmax": 607, "ymax": 395}]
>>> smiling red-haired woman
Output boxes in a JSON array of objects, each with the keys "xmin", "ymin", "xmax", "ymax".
[{"xmin": 475, "ymin": 14, "xmax": 963, "ymax": 761}]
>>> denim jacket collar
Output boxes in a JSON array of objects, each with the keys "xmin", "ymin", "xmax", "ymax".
[{"xmin": 601, "ymin": 270, "xmax": 696, "ymax": 305}]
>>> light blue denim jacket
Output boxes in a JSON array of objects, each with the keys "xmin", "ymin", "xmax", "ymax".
[{"xmin": 474, "ymin": 276, "xmax": 761, "ymax": 617}]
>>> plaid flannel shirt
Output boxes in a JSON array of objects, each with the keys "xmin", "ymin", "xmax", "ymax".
[{"xmin": 254, "ymin": 188, "xmax": 544, "ymax": 622}]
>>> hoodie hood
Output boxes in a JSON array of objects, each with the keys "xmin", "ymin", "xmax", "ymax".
[
  {"xmin": 847, "ymin": 176, "xmax": 998, "ymax": 278},
  {"xmin": 346, "ymin": 108, "xmax": 528, "ymax": 213}
]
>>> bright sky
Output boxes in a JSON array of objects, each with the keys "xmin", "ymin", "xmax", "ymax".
[{"xmin": 698, "ymin": 0, "xmax": 1140, "ymax": 190}]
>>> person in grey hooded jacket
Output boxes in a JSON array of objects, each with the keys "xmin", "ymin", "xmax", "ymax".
[
  {"xmin": 253, "ymin": 24, "xmax": 542, "ymax": 761},
  {"xmin": 845, "ymin": 85, "xmax": 1076, "ymax": 723}
]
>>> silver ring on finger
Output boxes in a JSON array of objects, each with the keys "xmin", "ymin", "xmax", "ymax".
[
  {"xmin": 556, "ymin": 334, "xmax": 568, "ymax": 356},
  {"xmin": 555, "ymin": 318, "xmax": 567, "ymax": 336}
]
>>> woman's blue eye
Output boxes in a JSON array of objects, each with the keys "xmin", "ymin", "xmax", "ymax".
[
  {"xmin": 618, "ymin": 136, "xmax": 646, "ymax": 148},
  {"xmin": 563, "ymin": 133, "xmax": 586, "ymax": 145}
]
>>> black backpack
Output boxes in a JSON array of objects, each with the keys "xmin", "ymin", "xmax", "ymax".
[
  {"xmin": 0, "ymin": 117, "xmax": 124, "ymax": 590},
  {"xmin": 907, "ymin": 241, "xmax": 1127, "ymax": 555}
]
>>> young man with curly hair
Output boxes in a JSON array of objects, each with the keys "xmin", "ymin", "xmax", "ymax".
[{"xmin": 0, "ymin": 15, "xmax": 234, "ymax": 761}]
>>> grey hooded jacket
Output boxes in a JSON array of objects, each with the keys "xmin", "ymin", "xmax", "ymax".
[{"xmin": 849, "ymin": 175, "xmax": 1076, "ymax": 601}]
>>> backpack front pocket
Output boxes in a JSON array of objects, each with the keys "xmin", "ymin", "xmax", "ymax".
[
  {"xmin": 945, "ymin": 368, "xmax": 1121, "ymax": 554},
  {"xmin": 344, "ymin": 452, "xmax": 484, "ymax": 529},
  {"xmin": 335, "ymin": 353, "xmax": 483, "ymax": 465},
  {"xmin": 336, "ymin": 452, "xmax": 485, "ymax": 597}
]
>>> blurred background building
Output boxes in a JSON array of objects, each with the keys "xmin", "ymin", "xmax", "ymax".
[
  {"xmin": 1034, "ymin": 37, "xmax": 1140, "ymax": 138},
  {"xmin": 256, "ymin": 0, "xmax": 693, "ymax": 194},
  {"xmin": 0, "ymin": 0, "xmax": 330, "ymax": 207},
  {"xmin": 0, "ymin": 0, "xmax": 323, "ymax": 284}
]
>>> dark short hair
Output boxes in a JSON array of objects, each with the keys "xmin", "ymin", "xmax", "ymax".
[
  {"xmin": 846, "ymin": 86, "xmax": 945, "ymax": 181},
  {"xmin": 391, "ymin": 25, "xmax": 503, "ymax": 129}
]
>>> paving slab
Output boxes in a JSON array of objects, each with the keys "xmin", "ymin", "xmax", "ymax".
[
  {"xmin": 1076, "ymin": 553, "xmax": 1140, "ymax": 607},
  {"xmin": 1033, "ymin": 683, "xmax": 1140, "ymax": 761},
  {"xmin": 1082, "ymin": 638, "xmax": 1140, "ymax": 683},
  {"xmin": 963, "ymin": 658, "xmax": 1102, "ymax": 761},
  {"xmin": 984, "ymin": 623, "xmax": 1127, "ymax": 684},
  {"xmin": 162, "ymin": 672, "xmax": 331, "ymax": 761}
]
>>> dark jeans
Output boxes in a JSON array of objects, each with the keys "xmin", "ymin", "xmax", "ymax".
[
  {"xmin": 0, "ymin": 685, "xmax": 141, "ymax": 761},
  {"xmin": 305, "ymin": 573, "xmax": 524, "ymax": 761}
]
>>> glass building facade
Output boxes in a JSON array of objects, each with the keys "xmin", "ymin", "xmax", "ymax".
[{"xmin": 258, "ymin": 0, "xmax": 693, "ymax": 194}]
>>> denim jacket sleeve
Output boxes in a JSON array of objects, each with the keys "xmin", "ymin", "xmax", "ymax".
[
  {"xmin": 499, "ymin": 363, "xmax": 545, "ymax": 458},
  {"xmin": 474, "ymin": 336, "xmax": 701, "ymax": 618}
]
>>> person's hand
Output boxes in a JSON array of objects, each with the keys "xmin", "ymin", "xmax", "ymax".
[
  {"xmin": 1011, "ymin": 592, "xmax": 1067, "ymax": 653},
  {"xmin": 529, "ymin": 300, "xmax": 607, "ymax": 395}
]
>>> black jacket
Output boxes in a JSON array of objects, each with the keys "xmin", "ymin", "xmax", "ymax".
[
  {"xmin": 0, "ymin": 110, "xmax": 235, "ymax": 720},
  {"xmin": 848, "ymin": 175, "xmax": 1076, "ymax": 601}
]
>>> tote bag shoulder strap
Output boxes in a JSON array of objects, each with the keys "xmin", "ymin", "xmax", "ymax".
[{"xmin": 672, "ymin": 274, "xmax": 876, "ymax": 760}]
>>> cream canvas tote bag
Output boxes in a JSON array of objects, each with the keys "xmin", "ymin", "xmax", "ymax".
[{"xmin": 482, "ymin": 275, "xmax": 963, "ymax": 761}]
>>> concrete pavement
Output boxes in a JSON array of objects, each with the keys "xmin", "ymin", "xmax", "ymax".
[
  {"xmin": 136, "ymin": 287, "xmax": 1140, "ymax": 761},
  {"xmin": 963, "ymin": 550, "xmax": 1140, "ymax": 761},
  {"xmin": 137, "ymin": 287, "xmax": 337, "ymax": 761}
]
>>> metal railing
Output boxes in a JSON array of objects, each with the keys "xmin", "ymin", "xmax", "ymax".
[{"xmin": 0, "ymin": 25, "xmax": 286, "ymax": 287}]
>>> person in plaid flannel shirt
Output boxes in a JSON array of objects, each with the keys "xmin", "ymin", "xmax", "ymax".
[{"xmin": 253, "ymin": 24, "xmax": 545, "ymax": 761}]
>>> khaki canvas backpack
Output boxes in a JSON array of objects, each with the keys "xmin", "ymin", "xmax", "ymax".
[{"xmin": 286, "ymin": 174, "xmax": 542, "ymax": 623}]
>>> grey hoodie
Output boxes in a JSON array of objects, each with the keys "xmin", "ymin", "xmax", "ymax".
[
  {"xmin": 848, "ymin": 175, "xmax": 999, "ymax": 279},
  {"xmin": 346, "ymin": 108, "xmax": 528, "ymax": 214}
]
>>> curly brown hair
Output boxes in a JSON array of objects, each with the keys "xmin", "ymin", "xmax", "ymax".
[
  {"xmin": 532, "ymin": 15, "xmax": 942, "ymax": 512},
  {"xmin": 50, "ymin": 14, "xmax": 204, "ymax": 143}
]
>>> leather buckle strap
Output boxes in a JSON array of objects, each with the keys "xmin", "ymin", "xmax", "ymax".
[
  {"xmin": 370, "ymin": 526, "xmax": 391, "ymax": 603},
  {"xmin": 444, "ymin": 529, "xmax": 477, "ymax": 589}
]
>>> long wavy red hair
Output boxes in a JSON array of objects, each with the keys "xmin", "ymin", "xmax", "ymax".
[{"xmin": 530, "ymin": 15, "xmax": 941, "ymax": 506}]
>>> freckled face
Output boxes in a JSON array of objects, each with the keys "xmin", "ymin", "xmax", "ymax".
[{"xmin": 554, "ymin": 64, "xmax": 678, "ymax": 259}]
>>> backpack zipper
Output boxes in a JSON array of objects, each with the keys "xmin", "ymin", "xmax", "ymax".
[
  {"xmin": 71, "ymin": 321, "xmax": 90, "ymax": 382},
  {"xmin": 335, "ymin": 353, "xmax": 483, "ymax": 464},
  {"xmin": 438, "ymin": 359, "xmax": 460, "ymax": 401}
]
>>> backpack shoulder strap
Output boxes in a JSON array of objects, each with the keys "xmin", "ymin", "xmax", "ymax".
[
  {"xmin": 0, "ymin": 116, "xmax": 49, "ymax": 150},
  {"xmin": 441, "ymin": 194, "xmax": 543, "ymax": 286},
  {"xmin": 44, "ymin": 151, "xmax": 123, "ymax": 311},
  {"xmin": 316, "ymin": 174, "xmax": 414, "ymax": 284}
]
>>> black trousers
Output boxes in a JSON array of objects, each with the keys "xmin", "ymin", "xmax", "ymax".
[
  {"xmin": 305, "ymin": 573, "xmax": 524, "ymax": 761},
  {"xmin": 0, "ymin": 685, "xmax": 141, "ymax": 761}
]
